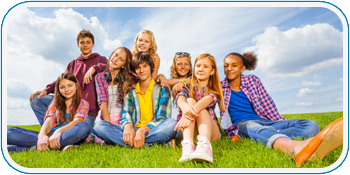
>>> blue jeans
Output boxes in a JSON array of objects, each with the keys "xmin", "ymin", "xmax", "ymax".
[
  {"xmin": 7, "ymin": 122, "xmax": 91, "ymax": 152},
  {"xmin": 30, "ymin": 94, "xmax": 96, "ymax": 127},
  {"xmin": 92, "ymin": 118, "xmax": 177, "ymax": 147},
  {"xmin": 30, "ymin": 94, "xmax": 54, "ymax": 126},
  {"xmin": 237, "ymin": 119, "xmax": 320, "ymax": 149}
]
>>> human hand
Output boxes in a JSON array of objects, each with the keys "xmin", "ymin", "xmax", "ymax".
[
  {"xmin": 123, "ymin": 124, "xmax": 135, "ymax": 147},
  {"xmin": 37, "ymin": 133, "xmax": 49, "ymax": 151},
  {"xmin": 172, "ymin": 82, "xmax": 184, "ymax": 95},
  {"xmin": 174, "ymin": 116, "xmax": 193, "ymax": 132},
  {"xmin": 156, "ymin": 74, "xmax": 168, "ymax": 88},
  {"xmin": 84, "ymin": 67, "xmax": 96, "ymax": 84},
  {"xmin": 49, "ymin": 130, "xmax": 62, "ymax": 150},
  {"xmin": 134, "ymin": 128, "xmax": 146, "ymax": 149},
  {"xmin": 29, "ymin": 90, "xmax": 47, "ymax": 100}
]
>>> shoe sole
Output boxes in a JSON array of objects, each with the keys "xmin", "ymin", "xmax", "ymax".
[
  {"xmin": 190, "ymin": 152, "xmax": 213, "ymax": 163},
  {"xmin": 309, "ymin": 120, "xmax": 343, "ymax": 161},
  {"xmin": 179, "ymin": 155, "xmax": 191, "ymax": 162},
  {"xmin": 295, "ymin": 117, "xmax": 343, "ymax": 165}
]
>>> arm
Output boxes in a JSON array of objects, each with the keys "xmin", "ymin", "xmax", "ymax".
[
  {"xmin": 192, "ymin": 95, "xmax": 215, "ymax": 113},
  {"xmin": 174, "ymin": 95, "xmax": 195, "ymax": 132},
  {"xmin": 85, "ymin": 58, "xmax": 107, "ymax": 84},
  {"xmin": 134, "ymin": 125, "xmax": 151, "ymax": 148},
  {"xmin": 100, "ymin": 102, "xmax": 111, "ymax": 122},
  {"xmin": 167, "ymin": 78, "xmax": 191, "ymax": 87},
  {"xmin": 152, "ymin": 55, "xmax": 160, "ymax": 80},
  {"xmin": 95, "ymin": 74, "xmax": 110, "ymax": 121},
  {"xmin": 49, "ymin": 117, "xmax": 84, "ymax": 150},
  {"xmin": 49, "ymin": 100, "xmax": 89, "ymax": 149},
  {"xmin": 37, "ymin": 117, "xmax": 54, "ymax": 151}
]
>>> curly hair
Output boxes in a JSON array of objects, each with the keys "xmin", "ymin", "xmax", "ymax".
[
  {"xmin": 170, "ymin": 53, "xmax": 192, "ymax": 79},
  {"xmin": 107, "ymin": 47, "xmax": 134, "ymax": 104},
  {"xmin": 225, "ymin": 52, "xmax": 257, "ymax": 70},
  {"xmin": 131, "ymin": 29, "xmax": 157, "ymax": 57}
]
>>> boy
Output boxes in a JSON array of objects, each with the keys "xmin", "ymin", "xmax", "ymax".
[
  {"xmin": 92, "ymin": 52, "xmax": 177, "ymax": 148},
  {"xmin": 29, "ymin": 29, "xmax": 107, "ymax": 127}
]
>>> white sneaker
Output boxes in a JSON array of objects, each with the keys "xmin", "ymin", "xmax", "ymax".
[
  {"xmin": 190, "ymin": 135, "xmax": 213, "ymax": 163},
  {"xmin": 179, "ymin": 139, "xmax": 195, "ymax": 162},
  {"xmin": 62, "ymin": 145, "xmax": 76, "ymax": 152}
]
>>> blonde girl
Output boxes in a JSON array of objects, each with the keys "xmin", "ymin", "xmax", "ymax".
[
  {"xmin": 131, "ymin": 30, "xmax": 166, "ymax": 85},
  {"xmin": 174, "ymin": 53, "xmax": 225, "ymax": 163}
]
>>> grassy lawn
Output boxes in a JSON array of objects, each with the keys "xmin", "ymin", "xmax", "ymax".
[{"xmin": 7, "ymin": 111, "xmax": 344, "ymax": 168}]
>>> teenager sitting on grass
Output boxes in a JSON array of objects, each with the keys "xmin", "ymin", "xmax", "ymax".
[
  {"xmin": 220, "ymin": 52, "xmax": 343, "ymax": 165},
  {"xmin": 92, "ymin": 52, "xmax": 177, "ymax": 148},
  {"xmin": 8, "ymin": 73, "xmax": 91, "ymax": 152},
  {"xmin": 175, "ymin": 53, "xmax": 225, "ymax": 163},
  {"xmin": 29, "ymin": 29, "xmax": 107, "ymax": 128}
]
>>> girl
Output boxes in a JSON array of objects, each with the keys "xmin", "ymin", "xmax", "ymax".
[
  {"xmin": 95, "ymin": 47, "xmax": 134, "ymax": 124},
  {"xmin": 220, "ymin": 52, "xmax": 343, "ymax": 165},
  {"xmin": 174, "ymin": 53, "xmax": 225, "ymax": 163},
  {"xmin": 131, "ymin": 29, "xmax": 166, "ymax": 85},
  {"xmin": 8, "ymin": 72, "xmax": 91, "ymax": 152},
  {"xmin": 85, "ymin": 47, "xmax": 134, "ymax": 144},
  {"xmin": 168, "ymin": 52, "xmax": 192, "ymax": 96}
]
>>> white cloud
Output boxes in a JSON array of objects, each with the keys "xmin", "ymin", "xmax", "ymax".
[
  {"xmin": 7, "ymin": 101, "xmax": 30, "ymax": 109},
  {"xmin": 335, "ymin": 97, "xmax": 343, "ymax": 102},
  {"xmin": 104, "ymin": 38, "xmax": 122, "ymax": 52},
  {"xmin": 296, "ymin": 101, "xmax": 314, "ymax": 106},
  {"xmin": 243, "ymin": 23, "xmax": 343, "ymax": 77},
  {"xmin": 339, "ymin": 78, "xmax": 343, "ymax": 82},
  {"xmin": 7, "ymin": 79, "xmax": 33, "ymax": 99},
  {"xmin": 296, "ymin": 88, "xmax": 315, "ymax": 97},
  {"xmin": 301, "ymin": 80, "xmax": 322, "ymax": 86}
]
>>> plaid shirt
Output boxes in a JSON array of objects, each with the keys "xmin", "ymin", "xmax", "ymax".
[
  {"xmin": 43, "ymin": 99, "xmax": 89, "ymax": 128},
  {"xmin": 220, "ymin": 74, "xmax": 286, "ymax": 138},
  {"xmin": 95, "ymin": 69, "xmax": 112, "ymax": 120},
  {"xmin": 119, "ymin": 82, "xmax": 172, "ymax": 130},
  {"xmin": 175, "ymin": 86, "xmax": 219, "ymax": 125}
]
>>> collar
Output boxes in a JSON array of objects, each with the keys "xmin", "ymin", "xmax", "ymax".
[
  {"xmin": 135, "ymin": 79, "xmax": 155, "ymax": 95},
  {"xmin": 77, "ymin": 53, "xmax": 97, "ymax": 61},
  {"xmin": 222, "ymin": 74, "xmax": 248, "ymax": 89}
]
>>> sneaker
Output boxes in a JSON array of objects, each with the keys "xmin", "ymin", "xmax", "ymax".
[
  {"xmin": 179, "ymin": 139, "xmax": 195, "ymax": 162},
  {"xmin": 85, "ymin": 134, "xmax": 93, "ymax": 143},
  {"xmin": 29, "ymin": 145, "xmax": 37, "ymax": 151},
  {"xmin": 62, "ymin": 145, "xmax": 76, "ymax": 152},
  {"xmin": 164, "ymin": 139, "xmax": 176, "ymax": 149},
  {"xmin": 190, "ymin": 135, "xmax": 213, "ymax": 163},
  {"xmin": 94, "ymin": 136, "xmax": 105, "ymax": 146}
]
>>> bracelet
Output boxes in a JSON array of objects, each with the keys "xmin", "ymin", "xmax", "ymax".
[
  {"xmin": 177, "ymin": 80, "xmax": 185, "ymax": 87},
  {"xmin": 157, "ymin": 74, "xmax": 164, "ymax": 77},
  {"xmin": 181, "ymin": 80, "xmax": 187, "ymax": 87}
]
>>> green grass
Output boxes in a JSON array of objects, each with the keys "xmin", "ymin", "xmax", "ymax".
[{"xmin": 7, "ymin": 111, "xmax": 344, "ymax": 168}]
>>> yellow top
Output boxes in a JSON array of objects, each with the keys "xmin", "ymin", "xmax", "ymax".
[{"xmin": 135, "ymin": 79, "xmax": 155, "ymax": 128}]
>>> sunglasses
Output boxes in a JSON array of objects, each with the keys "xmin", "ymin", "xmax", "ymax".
[{"xmin": 175, "ymin": 52, "xmax": 190, "ymax": 56}]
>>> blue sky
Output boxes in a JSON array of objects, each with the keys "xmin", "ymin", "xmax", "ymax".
[{"xmin": 4, "ymin": 4, "xmax": 345, "ymax": 126}]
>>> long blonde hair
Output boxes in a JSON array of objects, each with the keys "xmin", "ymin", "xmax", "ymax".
[
  {"xmin": 131, "ymin": 29, "xmax": 157, "ymax": 57},
  {"xmin": 190, "ymin": 53, "xmax": 225, "ymax": 112},
  {"xmin": 170, "ymin": 53, "xmax": 192, "ymax": 79}
]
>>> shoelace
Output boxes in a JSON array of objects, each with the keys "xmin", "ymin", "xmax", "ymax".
[
  {"xmin": 182, "ymin": 142, "xmax": 194, "ymax": 154},
  {"xmin": 197, "ymin": 140, "xmax": 209, "ymax": 152}
]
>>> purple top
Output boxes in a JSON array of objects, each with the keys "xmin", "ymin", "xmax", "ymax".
[{"xmin": 44, "ymin": 53, "xmax": 107, "ymax": 117}]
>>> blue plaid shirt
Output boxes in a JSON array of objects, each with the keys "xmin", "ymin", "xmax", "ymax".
[
  {"xmin": 220, "ymin": 74, "xmax": 286, "ymax": 138},
  {"xmin": 119, "ymin": 82, "xmax": 172, "ymax": 129}
]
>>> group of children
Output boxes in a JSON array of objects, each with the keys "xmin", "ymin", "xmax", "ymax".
[{"xmin": 7, "ymin": 29, "xmax": 343, "ymax": 165}]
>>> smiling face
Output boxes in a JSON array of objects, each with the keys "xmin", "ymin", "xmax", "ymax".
[
  {"xmin": 194, "ymin": 57, "xmax": 215, "ymax": 82},
  {"xmin": 109, "ymin": 49, "xmax": 127, "ymax": 70},
  {"xmin": 78, "ymin": 36, "xmax": 95, "ymax": 57},
  {"xmin": 59, "ymin": 79, "xmax": 77, "ymax": 100},
  {"xmin": 175, "ymin": 57, "xmax": 191, "ymax": 78},
  {"xmin": 135, "ymin": 62, "xmax": 152, "ymax": 81},
  {"xmin": 136, "ymin": 33, "xmax": 152, "ymax": 53},
  {"xmin": 224, "ymin": 55, "xmax": 246, "ymax": 81}
]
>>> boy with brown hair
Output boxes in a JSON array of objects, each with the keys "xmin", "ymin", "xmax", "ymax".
[{"xmin": 29, "ymin": 29, "xmax": 107, "ymax": 128}]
